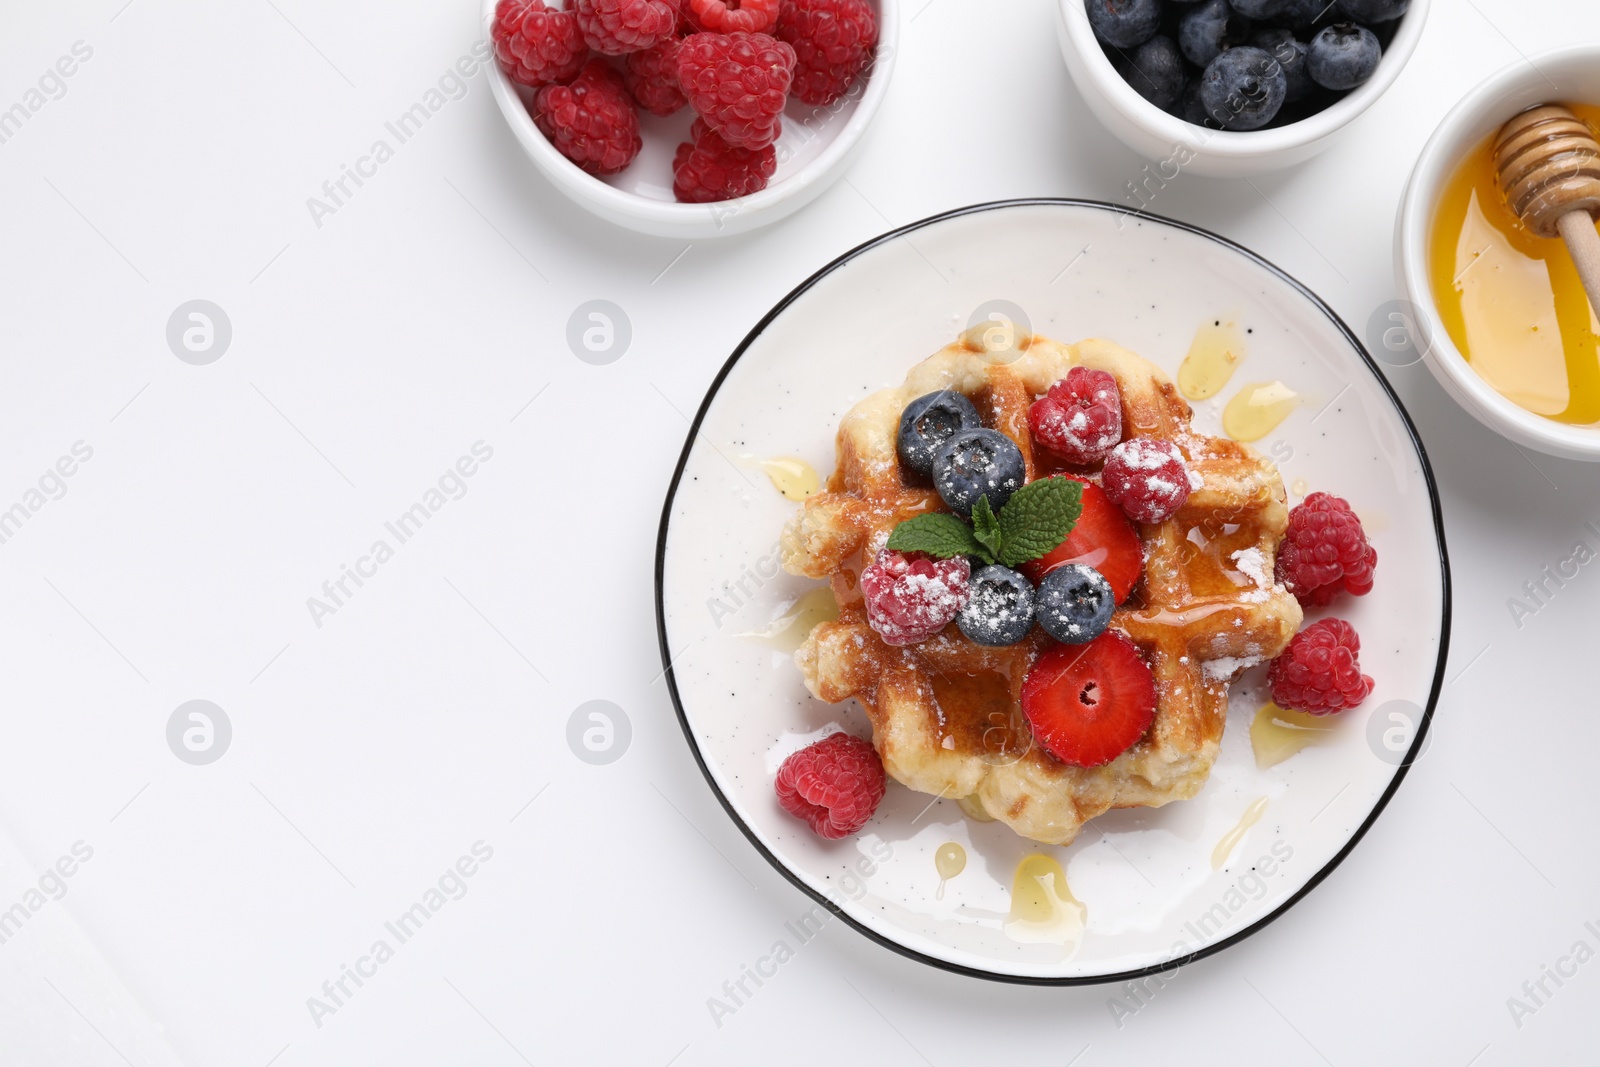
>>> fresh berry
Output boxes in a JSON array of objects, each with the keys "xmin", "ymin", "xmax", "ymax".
[
  {"xmin": 1275, "ymin": 491, "xmax": 1377, "ymax": 607},
  {"xmin": 1250, "ymin": 27, "xmax": 1313, "ymax": 102},
  {"xmin": 1022, "ymin": 631, "xmax": 1157, "ymax": 767},
  {"xmin": 1085, "ymin": 0, "xmax": 1163, "ymax": 49},
  {"xmin": 774, "ymin": 732, "xmax": 887, "ymax": 839},
  {"xmin": 1102, "ymin": 437, "xmax": 1194, "ymax": 524},
  {"xmin": 676, "ymin": 31, "xmax": 795, "ymax": 150},
  {"xmin": 493, "ymin": 0, "xmax": 589, "ymax": 88},
  {"xmin": 672, "ymin": 118, "xmax": 777, "ymax": 201},
  {"xmin": 1267, "ymin": 618, "xmax": 1374, "ymax": 714},
  {"xmin": 1337, "ymin": 0, "xmax": 1407, "ymax": 21},
  {"xmin": 860, "ymin": 549, "xmax": 971, "ymax": 646},
  {"xmin": 575, "ymin": 0, "xmax": 679, "ymax": 54},
  {"xmin": 1113, "ymin": 34, "xmax": 1187, "ymax": 112},
  {"xmin": 1277, "ymin": 0, "xmax": 1339, "ymax": 30},
  {"xmin": 1020, "ymin": 479, "xmax": 1143, "ymax": 603},
  {"xmin": 932, "ymin": 428, "xmax": 1026, "ymax": 518},
  {"xmin": 687, "ymin": 0, "xmax": 779, "ymax": 34},
  {"xmin": 533, "ymin": 60, "xmax": 643, "ymax": 175},
  {"xmin": 958, "ymin": 565, "xmax": 1036, "ymax": 647},
  {"xmin": 1036, "ymin": 564, "xmax": 1116, "ymax": 645},
  {"xmin": 776, "ymin": 0, "xmax": 878, "ymax": 107},
  {"xmin": 1307, "ymin": 22, "xmax": 1380, "ymax": 90},
  {"xmin": 897, "ymin": 391, "xmax": 983, "ymax": 480},
  {"xmin": 1028, "ymin": 367, "xmax": 1123, "ymax": 466},
  {"xmin": 1199, "ymin": 45, "xmax": 1286, "ymax": 130},
  {"xmin": 1178, "ymin": 0, "xmax": 1252, "ymax": 68},
  {"xmin": 624, "ymin": 38, "xmax": 687, "ymax": 114}
]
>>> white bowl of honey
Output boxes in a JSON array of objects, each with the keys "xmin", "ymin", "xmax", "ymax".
[{"xmin": 1397, "ymin": 46, "xmax": 1600, "ymax": 461}]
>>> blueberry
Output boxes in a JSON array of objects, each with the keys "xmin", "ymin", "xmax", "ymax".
[
  {"xmin": 1307, "ymin": 23, "xmax": 1380, "ymax": 90},
  {"xmin": 897, "ymin": 391, "xmax": 981, "ymax": 480},
  {"xmin": 1199, "ymin": 46, "xmax": 1287, "ymax": 130},
  {"xmin": 1113, "ymin": 34, "xmax": 1186, "ymax": 111},
  {"xmin": 1230, "ymin": 0, "xmax": 1284, "ymax": 17},
  {"xmin": 1036, "ymin": 565, "xmax": 1115, "ymax": 645},
  {"xmin": 931, "ymin": 428, "xmax": 1025, "ymax": 517},
  {"xmin": 1273, "ymin": 0, "xmax": 1337, "ymax": 32},
  {"xmin": 958, "ymin": 566, "xmax": 1037, "ymax": 647},
  {"xmin": 1250, "ymin": 27, "xmax": 1313, "ymax": 101},
  {"xmin": 1085, "ymin": 0, "xmax": 1163, "ymax": 49},
  {"xmin": 1179, "ymin": 0, "xmax": 1252, "ymax": 68},
  {"xmin": 1337, "ymin": 0, "xmax": 1407, "ymax": 21}
]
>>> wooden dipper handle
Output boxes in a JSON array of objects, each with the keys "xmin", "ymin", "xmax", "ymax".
[{"xmin": 1494, "ymin": 105, "xmax": 1600, "ymax": 314}]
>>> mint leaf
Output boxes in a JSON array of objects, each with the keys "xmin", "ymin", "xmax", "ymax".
[
  {"xmin": 970, "ymin": 497, "xmax": 1003, "ymax": 563},
  {"xmin": 996, "ymin": 477, "xmax": 1083, "ymax": 568},
  {"xmin": 886, "ymin": 512, "xmax": 991, "ymax": 563}
]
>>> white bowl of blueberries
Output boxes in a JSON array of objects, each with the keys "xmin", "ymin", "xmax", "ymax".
[{"xmin": 1059, "ymin": 0, "xmax": 1429, "ymax": 176}]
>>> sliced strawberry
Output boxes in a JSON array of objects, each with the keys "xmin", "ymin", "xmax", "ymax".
[
  {"xmin": 1019, "ymin": 478, "xmax": 1143, "ymax": 603},
  {"xmin": 1021, "ymin": 631, "xmax": 1156, "ymax": 767}
]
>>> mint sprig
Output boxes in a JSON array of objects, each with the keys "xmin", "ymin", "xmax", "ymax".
[
  {"xmin": 885, "ymin": 512, "xmax": 990, "ymax": 563},
  {"xmin": 883, "ymin": 477, "xmax": 1083, "ymax": 569},
  {"xmin": 995, "ymin": 478, "xmax": 1083, "ymax": 568}
]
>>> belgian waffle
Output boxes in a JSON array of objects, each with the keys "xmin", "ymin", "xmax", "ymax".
[{"xmin": 780, "ymin": 325, "xmax": 1303, "ymax": 845}]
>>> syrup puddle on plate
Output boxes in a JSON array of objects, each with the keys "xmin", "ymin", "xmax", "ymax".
[
  {"xmin": 1178, "ymin": 319, "xmax": 1246, "ymax": 401},
  {"xmin": 1223, "ymin": 381, "xmax": 1299, "ymax": 441},
  {"xmin": 744, "ymin": 455, "xmax": 820, "ymax": 501},
  {"xmin": 1211, "ymin": 797, "xmax": 1269, "ymax": 870},
  {"xmin": 934, "ymin": 842, "xmax": 966, "ymax": 900},
  {"xmin": 1251, "ymin": 702, "xmax": 1338, "ymax": 768},
  {"xmin": 734, "ymin": 586, "xmax": 837, "ymax": 651},
  {"xmin": 1004, "ymin": 855, "xmax": 1085, "ymax": 948}
]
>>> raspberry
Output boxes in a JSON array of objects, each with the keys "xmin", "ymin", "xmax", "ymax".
[
  {"xmin": 1101, "ymin": 437, "xmax": 1194, "ymax": 524},
  {"xmin": 673, "ymin": 118, "xmax": 777, "ymax": 201},
  {"xmin": 623, "ymin": 38, "xmax": 687, "ymax": 114},
  {"xmin": 859, "ymin": 549, "xmax": 971, "ymax": 646},
  {"xmin": 574, "ymin": 0, "xmax": 679, "ymax": 55},
  {"xmin": 1275, "ymin": 492, "xmax": 1377, "ymax": 608},
  {"xmin": 489, "ymin": 0, "xmax": 592, "ymax": 86},
  {"xmin": 774, "ymin": 732, "xmax": 887, "ymax": 839},
  {"xmin": 493, "ymin": 0, "xmax": 589, "ymax": 87},
  {"xmin": 533, "ymin": 60, "xmax": 643, "ymax": 175},
  {"xmin": 776, "ymin": 0, "xmax": 878, "ymax": 106},
  {"xmin": 676, "ymin": 31, "xmax": 795, "ymax": 150},
  {"xmin": 1028, "ymin": 367, "xmax": 1123, "ymax": 465},
  {"xmin": 686, "ymin": 0, "xmax": 779, "ymax": 34},
  {"xmin": 1267, "ymin": 618, "xmax": 1374, "ymax": 714}
]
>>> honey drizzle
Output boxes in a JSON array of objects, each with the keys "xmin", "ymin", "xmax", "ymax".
[{"xmin": 1211, "ymin": 796, "xmax": 1269, "ymax": 870}]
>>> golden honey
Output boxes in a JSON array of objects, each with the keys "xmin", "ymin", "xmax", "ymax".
[
  {"xmin": 1222, "ymin": 381, "xmax": 1299, "ymax": 441},
  {"xmin": 1178, "ymin": 320, "xmax": 1247, "ymax": 401},
  {"xmin": 1429, "ymin": 104, "xmax": 1600, "ymax": 423},
  {"xmin": 758, "ymin": 456, "xmax": 820, "ymax": 501},
  {"xmin": 934, "ymin": 841, "xmax": 966, "ymax": 900},
  {"xmin": 1250, "ymin": 701, "xmax": 1338, "ymax": 768},
  {"xmin": 1211, "ymin": 796, "xmax": 1268, "ymax": 869},
  {"xmin": 1004, "ymin": 854, "xmax": 1085, "ymax": 945}
]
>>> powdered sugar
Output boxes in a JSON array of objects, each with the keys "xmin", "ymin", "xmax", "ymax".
[{"xmin": 1201, "ymin": 653, "xmax": 1264, "ymax": 681}]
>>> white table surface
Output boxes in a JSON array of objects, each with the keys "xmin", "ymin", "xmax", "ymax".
[{"xmin": 0, "ymin": 1, "xmax": 1595, "ymax": 1064}]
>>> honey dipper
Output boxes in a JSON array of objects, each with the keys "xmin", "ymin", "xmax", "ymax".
[{"xmin": 1494, "ymin": 105, "xmax": 1600, "ymax": 314}]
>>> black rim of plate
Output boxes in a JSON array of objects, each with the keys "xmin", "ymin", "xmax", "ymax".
[{"xmin": 652, "ymin": 198, "xmax": 1453, "ymax": 986}]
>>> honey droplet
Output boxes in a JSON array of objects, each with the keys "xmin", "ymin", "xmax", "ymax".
[
  {"xmin": 737, "ymin": 586, "xmax": 838, "ymax": 651},
  {"xmin": 1250, "ymin": 701, "xmax": 1339, "ymax": 769},
  {"xmin": 760, "ymin": 456, "xmax": 820, "ymax": 501},
  {"xmin": 956, "ymin": 794, "xmax": 996, "ymax": 822},
  {"xmin": 1211, "ymin": 796, "xmax": 1269, "ymax": 870},
  {"xmin": 1004, "ymin": 854, "xmax": 1085, "ymax": 946},
  {"xmin": 1222, "ymin": 380, "xmax": 1299, "ymax": 442},
  {"xmin": 1178, "ymin": 320, "xmax": 1246, "ymax": 400},
  {"xmin": 933, "ymin": 841, "xmax": 967, "ymax": 900},
  {"xmin": 1290, "ymin": 477, "xmax": 1309, "ymax": 497}
]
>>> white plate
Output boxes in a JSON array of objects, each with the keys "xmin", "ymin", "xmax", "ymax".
[{"xmin": 655, "ymin": 200, "xmax": 1450, "ymax": 983}]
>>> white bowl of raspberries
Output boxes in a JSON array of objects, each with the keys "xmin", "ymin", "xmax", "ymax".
[
  {"xmin": 486, "ymin": 0, "xmax": 895, "ymax": 238},
  {"xmin": 1060, "ymin": 0, "xmax": 1429, "ymax": 177}
]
